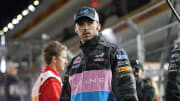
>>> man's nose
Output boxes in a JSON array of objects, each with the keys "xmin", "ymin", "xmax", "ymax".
[{"xmin": 83, "ymin": 23, "xmax": 89, "ymax": 29}]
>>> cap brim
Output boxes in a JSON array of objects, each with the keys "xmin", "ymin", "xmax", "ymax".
[
  {"xmin": 74, "ymin": 15, "xmax": 96, "ymax": 23},
  {"xmin": 135, "ymin": 65, "xmax": 143, "ymax": 70}
]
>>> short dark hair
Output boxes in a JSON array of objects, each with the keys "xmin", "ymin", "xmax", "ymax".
[{"xmin": 43, "ymin": 41, "xmax": 67, "ymax": 65}]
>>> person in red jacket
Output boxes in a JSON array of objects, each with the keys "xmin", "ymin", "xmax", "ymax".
[{"xmin": 32, "ymin": 41, "xmax": 68, "ymax": 101}]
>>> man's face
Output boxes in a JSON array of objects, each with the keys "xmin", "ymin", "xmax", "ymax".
[
  {"xmin": 134, "ymin": 69, "xmax": 144, "ymax": 81},
  {"xmin": 9, "ymin": 67, "xmax": 17, "ymax": 76},
  {"xmin": 55, "ymin": 50, "xmax": 68, "ymax": 72},
  {"xmin": 75, "ymin": 18, "xmax": 101, "ymax": 42}
]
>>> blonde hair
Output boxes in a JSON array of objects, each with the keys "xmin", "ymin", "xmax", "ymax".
[
  {"xmin": 43, "ymin": 41, "xmax": 67, "ymax": 65},
  {"xmin": 147, "ymin": 78, "xmax": 161, "ymax": 100}
]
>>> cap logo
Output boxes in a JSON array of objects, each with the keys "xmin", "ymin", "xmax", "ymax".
[{"xmin": 80, "ymin": 9, "xmax": 89, "ymax": 15}]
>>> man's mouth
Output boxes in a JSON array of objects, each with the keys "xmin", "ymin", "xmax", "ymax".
[
  {"xmin": 82, "ymin": 32, "xmax": 90, "ymax": 38},
  {"xmin": 83, "ymin": 32, "xmax": 90, "ymax": 35}
]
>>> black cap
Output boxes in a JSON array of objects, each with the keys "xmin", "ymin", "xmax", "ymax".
[
  {"xmin": 130, "ymin": 59, "xmax": 143, "ymax": 71},
  {"xmin": 74, "ymin": 7, "xmax": 99, "ymax": 23}
]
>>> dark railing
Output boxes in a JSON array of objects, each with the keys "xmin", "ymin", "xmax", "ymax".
[{"xmin": 167, "ymin": 0, "xmax": 180, "ymax": 22}]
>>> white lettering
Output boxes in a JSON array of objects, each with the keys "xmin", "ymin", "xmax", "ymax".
[{"xmin": 71, "ymin": 77, "xmax": 105, "ymax": 89}]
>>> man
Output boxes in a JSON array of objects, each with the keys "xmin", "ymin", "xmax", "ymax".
[
  {"xmin": 32, "ymin": 41, "xmax": 68, "ymax": 101},
  {"xmin": 0, "ymin": 72, "xmax": 5, "ymax": 101},
  {"xmin": 130, "ymin": 59, "xmax": 155, "ymax": 101},
  {"xmin": 165, "ymin": 45, "xmax": 180, "ymax": 101},
  {"xmin": 60, "ymin": 6, "xmax": 138, "ymax": 101},
  {"xmin": 6, "ymin": 60, "xmax": 21, "ymax": 101}
]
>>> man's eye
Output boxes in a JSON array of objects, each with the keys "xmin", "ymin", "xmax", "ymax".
[
  {"xmin": 87, "ymin": 22, "xmax": 92, "ymax": 25},
  {"xmin": 78, "ymin": 23, "xmax": 84, "ymax": 26},
  {"xmin": 88, "ymin": 21, "xmax": 93, "ymax": 24},
  {"xmin": 77, "ymin": 21, "xmax": 84, "ymax": 26}
]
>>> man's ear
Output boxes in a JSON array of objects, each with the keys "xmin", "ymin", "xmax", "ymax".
[
  {"xmin": 52, "ymin": 56, "xmax": 56, "ymax": 64},
  {"xmin": 97, "ymin": 24, "xmax": 101, "ymax": 31},
  {"xmin": 75, "ymin": 29, "xmax": 77, "ymax": 33},
  {"xmin": 74, "ymin": 25, "xmax": 78, "ymax": 33}
]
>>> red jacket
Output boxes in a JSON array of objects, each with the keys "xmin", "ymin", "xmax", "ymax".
[{"xmin": 39, "ymin": 66, "xmax": 62, "ymax": 101}]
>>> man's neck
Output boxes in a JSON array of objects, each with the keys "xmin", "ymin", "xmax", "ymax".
[{"xmin": 48, "ymin": 64, "xmax": 57, "ymax": 72}]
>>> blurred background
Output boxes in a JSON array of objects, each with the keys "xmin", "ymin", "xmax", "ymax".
[{"xmin": 0, "ymin": 0, "xmax": 179, "ymax": 101}]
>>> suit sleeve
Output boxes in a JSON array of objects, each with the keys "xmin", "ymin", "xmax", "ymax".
[
  {"xmin": 165, "ymin": 49, "xmax": 180, "ymax": 101},
  {"xmin": 111, "ymin": 48, "xmax": 138, "ymax": 101},
  {"xmin": 60, "ymin": 64, "xmax": 71, "ymax": 101}
]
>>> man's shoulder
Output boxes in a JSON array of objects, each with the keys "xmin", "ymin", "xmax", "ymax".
[
  {"xmin": 99, "ymin": 34, "xmax": 125, "ymax": 52},
  {"xmin": 45, "ymin": 78, "xmax": 61, "ymax": 85},
  {"xmin": 170, "ymin": 47, "xmax": 180, "ymax": 59},
  {"xmin": 103, "ymin": 42, "xmax": 128, "ymax": 56},
  {"xmin": 103, "ymin": 41, "xmax": 119, "ymax": 51},
  {"xmin": 172, "ymin": 46, "xmax": 180, "ymax": 53}
]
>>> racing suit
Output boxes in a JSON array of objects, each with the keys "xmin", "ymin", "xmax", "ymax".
[
  {"xmin": 32, "ymin": 66, "xmax": 62, "ymax": 101},
  {"xmin": 60, "ymin": 33, "xmax": 138, "ymax": 101},
  {"xmin": 165, "ymin": 46, "xmax": 180, "ymax": 101}
]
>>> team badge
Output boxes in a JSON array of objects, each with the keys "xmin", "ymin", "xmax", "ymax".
[{"xmin": 116, "ymin": 55, "xmax": 127, "ymax": 60}]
